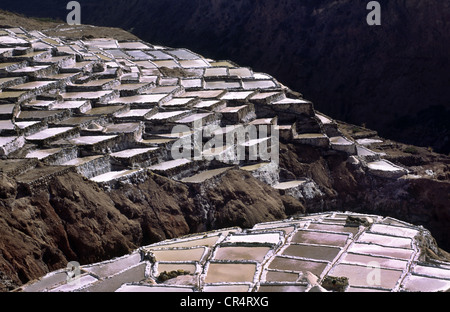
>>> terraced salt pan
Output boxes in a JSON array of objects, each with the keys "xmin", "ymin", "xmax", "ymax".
[
  {"xmin": 328, "ymin": 263, "xmax": 403, "ymax": 289},
  {"xmin": 242, "ymin": 80, "xmax": 277, "ymax": 90},
  {"xmin": 307, "ymin": 223, "xmax": 359, "ymax": 235},
  {"xmin": 149, "ymin": 235, "xmax": 222, "ymax": 249},
  {"xmin": 147, "ymin": 111, "xmax": 189, "ymax": 121},
  {"xmin": 205, "ymin": 67, "xmax": 228, "ymax": 77},
  {"xmin": 181, "ymin": 90, "xmax": 226, "ymax": 99},
  {"xmin": 225, "ymin": 232, "xmax": 281, "ymax": 245},
  {"xmin": 62, "ymin": 155, "xmax": 105, "ymax": 166},
  {"xmin": 69, "ymin": 135, "xmax": 118, "ymax": 145},
  {"xmin": 282, "ymin": 244, "xmax": 341, "ymax": 262},
  {"xmin": 25, "ymin": 148, "xmax": 62, "ymax": 160},
  {"xmin": 258, "ymin": 284, "xmax": 308, "ymax": 292},
  {"xmin": 148, "ymin": 247, "xmax": 207, "ymax": 262},
  {"xmin": 110, "ymin": 148, "xmax": 158, "ymax": 158},
  {"xmin": 180, "ymin": 59, "xmax": 210, "ymax": 68},
  {"xmin": 291, "ymin": 230, "xmax": 349, "ymax": 247},
  {"xmin": 369, "ymin": 224, "xmax": 420, "ymax": 239},
  {"xmin": 220, "ymin": 91, "xmax": 254, "ymax": 101},
  {"xmin": 118, "ymin": 41, "xmax": 151, "ymax": 50},
  {"xmin": 272, "ymin": 98, "xmax": 310, "ymax": 105},
  {"xmin": 203, "ymin": 285, "xmax": 251, "ymax": 292},
  {"xmin": 367, "ymin": 160, "xmax": 405, "ymax": 172},
  {"xmin": 109, "ymin": 93, "xmax": 170, "ymax": 105},
  {"xmin": 357, "ymin": 138, "xmax": 383, "ymax": 145},
  {"xmin": 204, "ymin": 80, "xmax": 241, "ymax": 90},
  {"xmin": 161, "ymin": 97, "xmax": 196, "ymax": 107},
  {"xmin": 265, "ymin": 271, "xmax": 301, "ymax": 282},
  {"xmin": 50, "ymin": 101, "xmax": 91, "ymax": 113},
  {"xmin": 193, "ymin": 100, "xmax": 224, "ymax": 110},
  {"xmin": 268, "ymin": 257, "xmax": 328, "ymax": 277},
  {"xmin": 402, "ymin": 275, "xmax": 450, "ymax": 292},
  {"xmin": 214, "ymin": 246, "xmax": 271, "ymax": 262},
  {"xmin": 175, "ymin": 113, "xmax": 213, "ymax": 124},
  {"xmin": 0, "ymin": 91, "xmax": 29, "ymax": 101},
  {"xmin": 0, "ymin": 120, "xmax": 15, "ymax": 131},
  {"xmin": 50, "ymin": 274, "xmax": 98, "ymax": 292},
  {"xmin": 180, "ymin": 78, "xmax": 203, "ymax": 88},
  {"xmin": 357, "ymin": 145, "xmax": 378, "ymax": 157},
  {"xmin": 357, "ymin": 232, "xmax": 412, "ymax": 249},
  {"xmin": 25, "ymin": 127, "xmax": 74, "ymax": 141},
  {"xmin": 330, "ymin": 136, "xmax": 354, "ymax": 146},
  {"xmin": 273, "ymin": 180, "xmax": 307, "ymax": 190},
  {"xmin": 229, "ymin": 67, "xmax": 253, "ymax": 78},
  {"xmin": 166, "ymin": 49, "xmax": 200, "ymax": 60},
  {"xmin": 205, "ymin": 263, "xmax": 257, "ymax": 283},
  {"xmin": 153, "ymin": 60, "xmax": 180, "ymax": 68},
  {"xmin": 413, "ymin": 265, "xmax": 450, "ymax": 280},
  {"xmin": 9, "ymin": 80, "xmax": 57, "ymax": 90},
  {"xmin": 159, "ymin": 77, "xmax": 179, "ymax": 86},
  {"xmin": 0, "ymin": 35, "xmax": 28, "ymax": 44},
  {"xmin": 347, "ymin": 243, "xmax": 414, "ymax": 261},
  {"xmin": 114, "ymin": 108, "xmax": 154, "ymax": 118},
  {"xmin": 90, "ymin": 169, "xmax": 142, "ymax": 183},
  {"xmin": 157, "ymin": 264, "xmax": 197, "ymax": 275},
  {"xmin": 61, "ymin": 90, "xmax": 115, "ymax": 101},
  {"xmin": 148, "ymin": 158, "xmax": 191, "ymax": 171},
  {"xmin": 84, "ymin": 253, "xmax": 142, "ymax": 278},
  {"xmin": 316, "ymin": 114, "xmax": 333, "ymax": 125},
  {"xmin": 21, "ymin": 271, "xmax": 68, "ymax": 292},
  {"xmin": 84, "ymin": 263, "xmax": 147, "ymax": 292},
  {"xmin": 295, "ymin": 133, "xmax": 328, "ymax": 139},
  {"xmin": 116, "ymin": 284, "xmax": 194, "ymax": 292},
  {"xmin": 340, "ymin": 253, "xmax": 409, "ymax": 270},
  {"xmin": 240, "ymin": 137, "xmax": 270, "ymax": 148}
]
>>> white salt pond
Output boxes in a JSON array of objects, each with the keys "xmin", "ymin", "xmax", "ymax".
[
  {"xmin": 225, "ymin": 232, "xmax": 281, "ymax": 245},
  {"xmin": 90, "ymin": 169, "xmax": 142, "ymax": 183},
  {"xmin": 148, "ymin": 158, "xmax": 191, "ymax": 171}
]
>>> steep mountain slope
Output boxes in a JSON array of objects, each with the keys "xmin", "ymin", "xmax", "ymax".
[{"xmin": 1, "ymin": 0, "xmax": 449, "ymax": 153}]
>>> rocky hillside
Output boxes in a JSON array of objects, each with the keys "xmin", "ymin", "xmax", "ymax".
[{"xmin": 1, "ymin": 0, "xmax": 449, "ymax": 153}]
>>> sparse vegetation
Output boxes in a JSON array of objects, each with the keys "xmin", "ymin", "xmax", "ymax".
[
  {"xmin": 32, "ymin": 17, "xmax": 63, "ymax": 24},
  {"xmin": 404, "ymin": 146, "xmax": 419, "ymax": 155},
  {"xmin": 157, "ymin": 270, "xmax": 191, "ymax": 282}
]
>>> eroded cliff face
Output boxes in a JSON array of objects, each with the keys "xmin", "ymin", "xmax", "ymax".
[{"xmin": 0, "ymin": 168, "xmax": 305, "ymax": 290}]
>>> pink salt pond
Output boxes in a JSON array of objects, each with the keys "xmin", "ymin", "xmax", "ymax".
[
  {"xmin": 291, "ymin": 230, "xmax": 350, "ymax": 247},
  {"xmin": 282, "ymin": 244, "xmax": 341, "ymax": 262},
  {"xmin": 205, "ymin": 263, "xmax": 257, "ymax": 283},
  {"xmin": 268, "ymin": 257, "xmax": 328, "ymax": 277},
  {"xmin": 149, "ymin": 247, "xmax": 206, "ymax": 262},
  {"xmin": 213, "ymin": 246, "xmax": 271, "ymax": 262},
  {"xmin": 265, "ymin": 270, "xmax": 301, "ymax": 282},
  {"xmin": 328, "ymin": 263, "xmax": 403, "ymax": 289}
]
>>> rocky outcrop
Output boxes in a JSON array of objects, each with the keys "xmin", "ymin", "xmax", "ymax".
[{"xmin": 0, "ymin": 168, "xmax": 304, "ymax": 289}]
